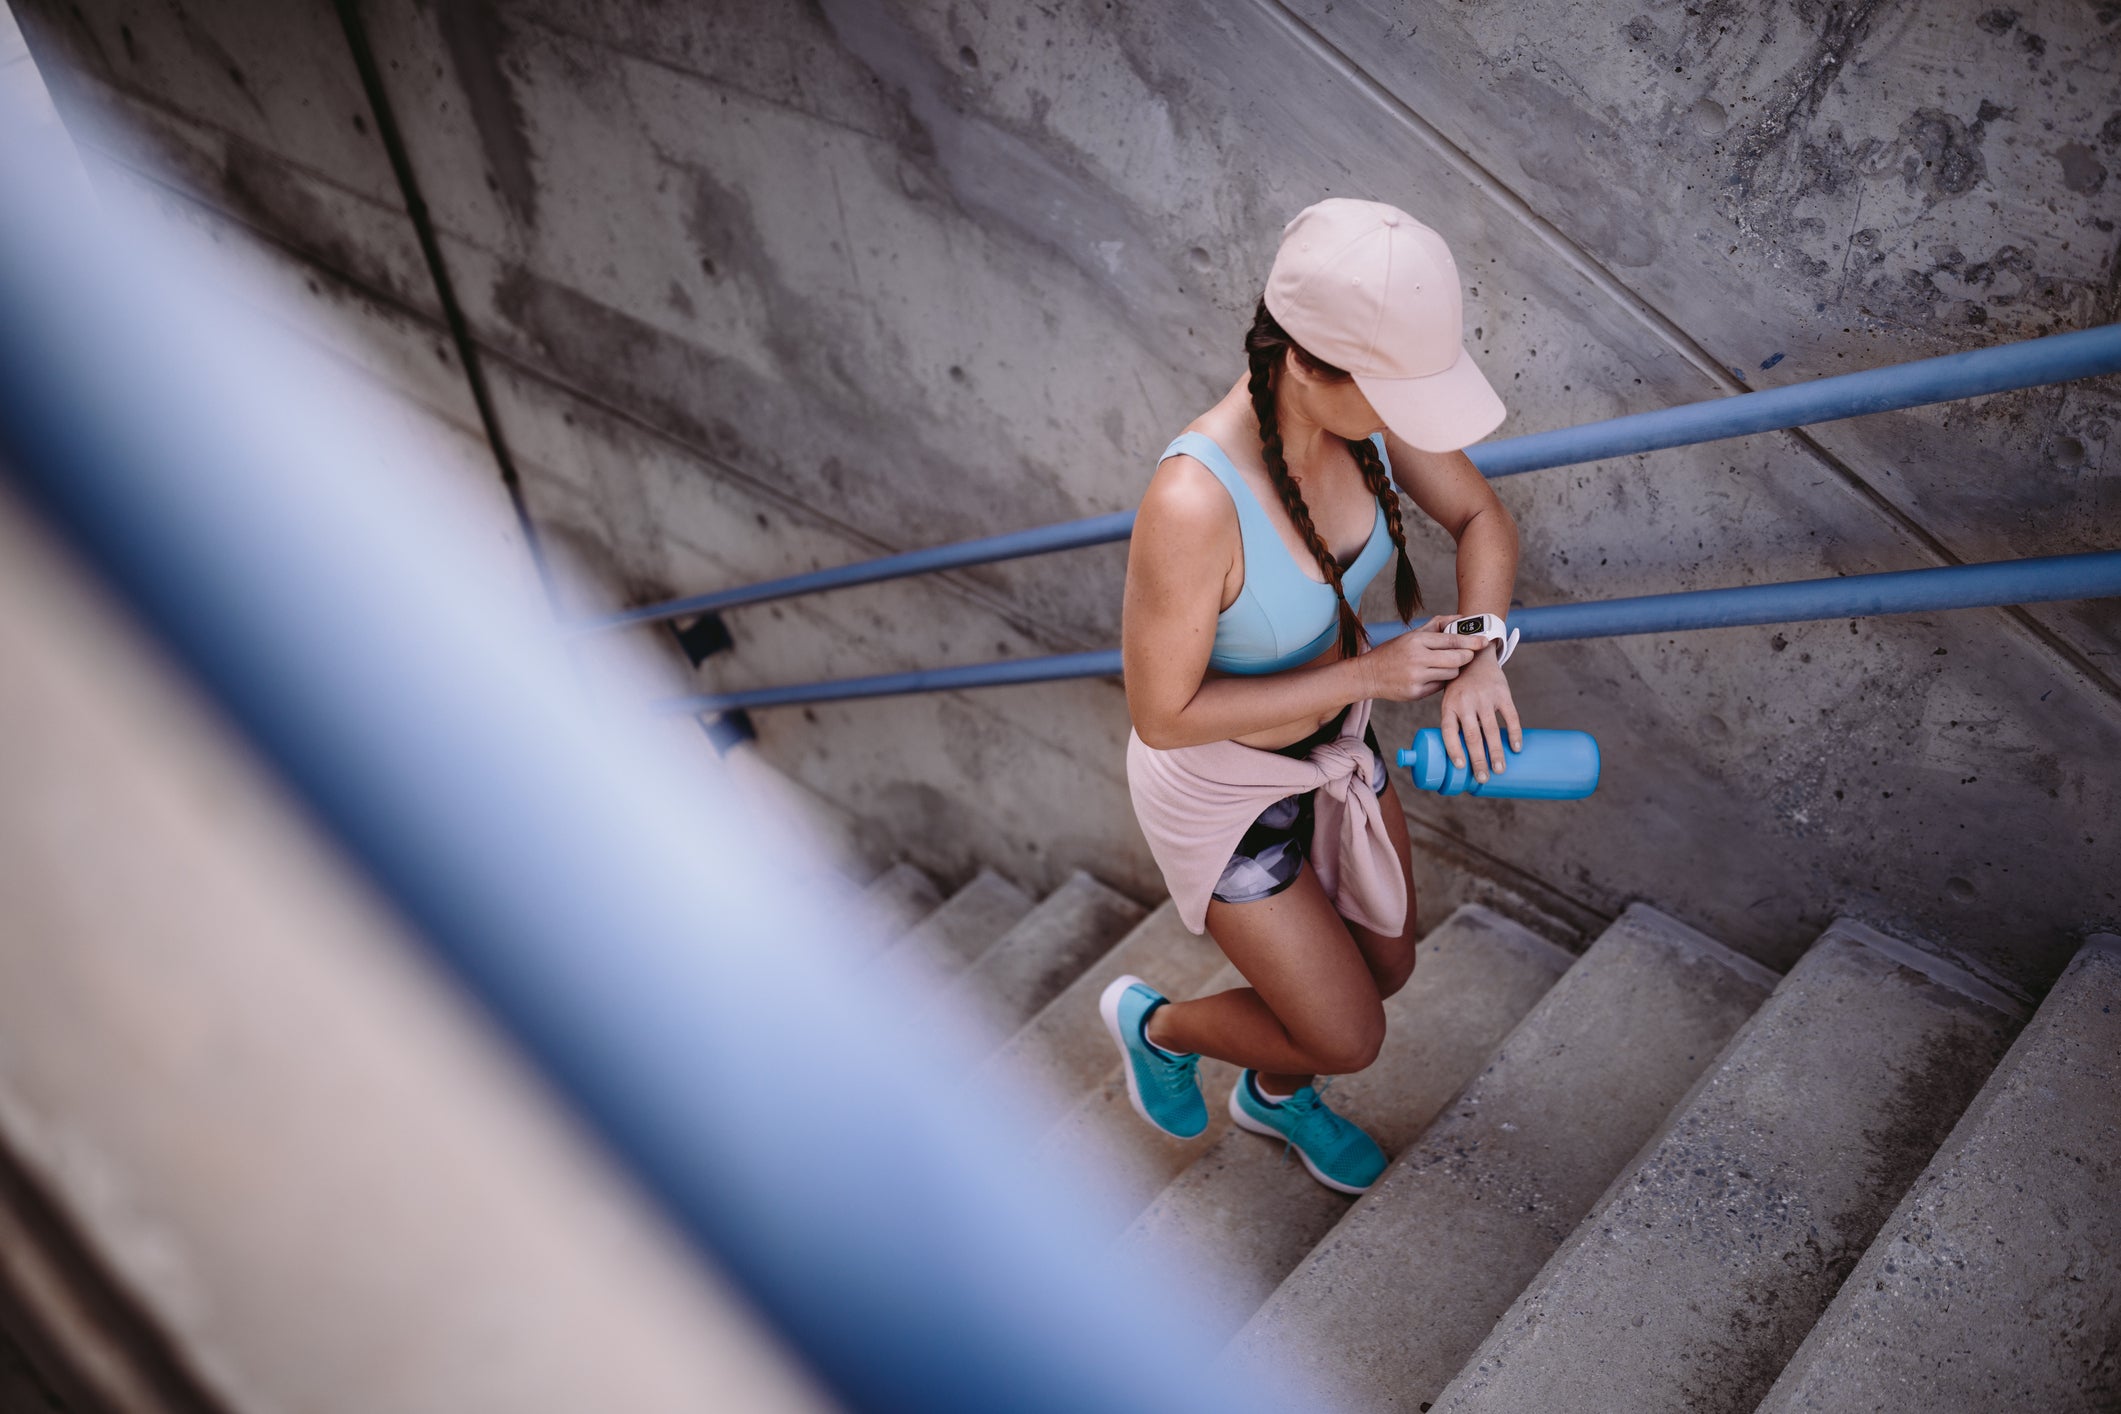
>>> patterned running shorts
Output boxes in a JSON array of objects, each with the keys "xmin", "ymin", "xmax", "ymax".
[{"xmin": 1210, "ymin": 710, "xmax": 1389, "ymax": 907}]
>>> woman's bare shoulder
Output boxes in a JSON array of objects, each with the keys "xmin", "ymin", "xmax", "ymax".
[
  {"xmin": 1138, "ymin": 387, "xmax": 1250, "ymax": 548},
  {"xmin": 1126, "ymin": 457, "xmax": 1236, "ymax": 625},
  {"xmin": 1134, "ymin": 447, "xmax": 1237, "ymax": 571},
  {"xmin": 1141, "ymin": 448, "xmax": 1230, "ymax": 519}
]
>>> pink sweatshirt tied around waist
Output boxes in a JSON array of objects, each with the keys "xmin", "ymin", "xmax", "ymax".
[{"xmin": 1125, "ymin": 696, "xmax": 1407, "ymax": 937}]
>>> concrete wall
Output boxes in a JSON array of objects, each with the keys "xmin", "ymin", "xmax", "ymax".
[
  {"xmin": 6, "ymin": 0, "xmax": 537, "ymax": 602},
  {"xmin": 14, "ymin": 0, "xmax": 2118, "ymax": 993}
]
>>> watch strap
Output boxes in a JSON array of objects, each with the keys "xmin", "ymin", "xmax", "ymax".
[{"xmin": 1452, "ymin": 612, "xmax": 1519, "ymax": 666}]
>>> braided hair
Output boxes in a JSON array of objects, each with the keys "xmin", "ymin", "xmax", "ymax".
[{"xmin": 1243, "ymin": 298, "xmax": 1421, "ymax": 661}]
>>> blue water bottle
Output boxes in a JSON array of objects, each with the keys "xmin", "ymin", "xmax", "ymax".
[{"xmin": 1397, "ymin": 727, "xmax": 1601, "ymax": 799}]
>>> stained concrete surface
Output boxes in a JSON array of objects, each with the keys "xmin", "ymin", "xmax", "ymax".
[
  {"xmin": 1122, "ymin": 905, "xmax": 1571, "ymax": 1344},
  {"xmin": 1434, "ymin": 917, "xmax": 2022, "ymax": 1413},
  {"xmin": 869, "ymin": 866, "xmax": 1037, "ymax": 983},
  {"xmin": 1755, "ymin": 932, "xmax": 2121, "ymax": 1413},
  {"xmin": 10, "ymin": 0, "xmax": 2118, "ymax": 990},
  {"xmin": 1027, "ymin": 962, "xmax": 1249, "ymax": 1241},
  {"xmin": 855, "ymin": 859, "xmax": 945, "ymax": 948},
  {"xmin": 942, "ymin": 868, "xmax": 1148, "ymax": 1037},
  {"xmin": 974, "ymin": 900, "xmax": 1223, "ymax": 1137},
  {"xmin": 1295, "ymin": 0, "xmax": 2121, "ymax": 599},
  {"xmin": 1226, "ymin": 903, "xmax": 1776, "ymax": 1412}
]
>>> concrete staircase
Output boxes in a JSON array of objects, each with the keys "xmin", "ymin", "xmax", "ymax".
[{"xmin": 812, "ymin": 814, "xmax": 2117, "ymax": 1411}]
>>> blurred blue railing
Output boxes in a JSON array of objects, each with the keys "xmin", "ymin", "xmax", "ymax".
[
  {"xmin": 581, "ymin": 321, "xmax": 2121, "ymax": 636},
  {"xmin": 0, "ymin": 126, "xmax": 1293, "ymax": 1414}
]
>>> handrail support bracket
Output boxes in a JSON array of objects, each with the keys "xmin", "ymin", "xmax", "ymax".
[
  {"xmin": 671, "ymin": 612, "xmax": 735, "ymax": 668},
  {"xmin": 699, "ymin": 708, "xmax": 756, "ymax": 756}
]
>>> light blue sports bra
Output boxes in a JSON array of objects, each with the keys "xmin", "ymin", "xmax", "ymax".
[{"xmin": 1158, "ymin": 429, "xmax": 1396, "ymax": 676}]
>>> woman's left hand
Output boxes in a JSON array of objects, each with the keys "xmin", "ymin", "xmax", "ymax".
[{"xmin": 1438, "ymin": 649, "xmax": 1523, "ymax": 784}]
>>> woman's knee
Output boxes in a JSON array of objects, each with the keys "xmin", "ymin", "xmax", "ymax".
[{"xmin": 1291, "ymin": 1005, "xmax": 1386, "ymax": 1075}]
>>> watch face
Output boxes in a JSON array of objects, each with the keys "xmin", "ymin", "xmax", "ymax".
[{"xmin": 1452, "ymin": 616, "xmax": 1486, "ymax": 635}]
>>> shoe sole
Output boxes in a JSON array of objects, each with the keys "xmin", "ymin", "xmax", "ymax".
[
  {"xmin": 1098, "ymin": 972, "xmax": 1206, "ymax": 1140},
  {"xmin": 1227, "ymin": 1078, "xmax": 1374, "ymax": 1195}
]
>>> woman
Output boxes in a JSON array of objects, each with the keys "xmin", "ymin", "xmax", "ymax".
[{"xmin": 1100, "ymin": 198, "xmax": 1525, "ymax": 1195}]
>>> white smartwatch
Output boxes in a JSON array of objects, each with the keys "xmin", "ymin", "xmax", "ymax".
[{"xmin": 1447, "ymin": 612, "xmax": 1519, "ymax": 665}]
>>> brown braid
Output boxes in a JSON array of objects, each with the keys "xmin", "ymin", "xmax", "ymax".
[
  {"xmin": 1348, "ymin": 435, "xmax": 1423, "ymax": 624},
  {"xmin": 1242, "ymin": 299, "xmax": 1421, "ymax": 660}
]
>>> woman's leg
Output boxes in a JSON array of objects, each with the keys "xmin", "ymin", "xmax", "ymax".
[
  {"xmin": 1143, "ymin": 862, "xmax": 1388, "ymax": 1092},
  {"xmin": 1143, "ymin": 772, "xmax": 1423, "ymax": 1089}
]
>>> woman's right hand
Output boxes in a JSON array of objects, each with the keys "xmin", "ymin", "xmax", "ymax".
[{"xmin": 1358, "ymin": 615, "xmax": 1480, "ymax": 703}]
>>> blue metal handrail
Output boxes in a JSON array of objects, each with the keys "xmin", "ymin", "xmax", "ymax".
[
  {"xmin": 579, "ymin": 511, "xmax": 1138, "ymax": 635},
  {"xmin": 582, "ymin": 322, "xmax": 2121, "ymax": 634},
  {"xmin": 661, "ymin": 550, "xmax": 2121, "ymax": 715},
  {"xmin": 1470, "ymin": 322, "xmax": 2121, "ymax": 477}
]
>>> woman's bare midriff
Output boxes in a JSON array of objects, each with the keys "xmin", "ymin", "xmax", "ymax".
[{"xmin": 1204, "ymin": 635, "xmax": 1352, "ymax": 751}]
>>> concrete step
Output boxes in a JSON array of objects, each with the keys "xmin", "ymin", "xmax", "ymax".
[
  {"xmin": 1122, "ymin": 906, "xmax": 1570, "ymax": 1344},
  {"xmin": 1754, "ymin": 933, "xmax": 2121, "ymax": 1414},
  {"xmin": 647, "ymin": 719, "xmax": 880, "ymax": 914},
  {"xmin": 1031, "ymin": 965, "xmax": 1246, "ymax": 1239},
  {"xmin": 869, "ymin": 868, "xmax": 1036, "ymax": 987},
  {"xmin": 1228, "ymin": 903, "xmax": 1775, "ymax": 1414},
  {"xmin": 942, "ymin": 871, "xmax": 1147, "ymax": 1041},
  {"xmin": 978, "ymin": 901, "xmax": 1226, "ymax": 1133},
  {"xmin": 814, "ymin": 868, "xmax": 869, "ymax": 921},
  {"xmin": 1434, "ymin": 918, "xmax": 2024, "ymax": 1414},
  {"xmin": 716, "ymin": 739, "xmax": 890, "ymax": 886},
  {"xmin": 854, "ymin": 861, "xmax": 943, "ymax": 954}
]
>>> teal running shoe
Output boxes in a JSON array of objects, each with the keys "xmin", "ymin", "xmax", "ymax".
[
  {"xmin": 1098, "ymin": 974, "xmax": 1207, "ymax": 1139},
  {"xmin": 1228, "ymin": 1069, "xmax": 1388, "ymax": 1194}
]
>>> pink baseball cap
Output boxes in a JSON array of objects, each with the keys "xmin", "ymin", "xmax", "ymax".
[{"xmin": 1264, "ymin": 198, "xmax": 1506, "ymax": 452}]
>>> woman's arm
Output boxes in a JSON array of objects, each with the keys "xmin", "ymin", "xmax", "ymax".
[
  {"xmin": 1121, "ymin": 456, "xmax": 1367, "ymax": 749},
  {"xmin": 1386, "ymin": 435, "xmax": 1525, "ymax": 781}
]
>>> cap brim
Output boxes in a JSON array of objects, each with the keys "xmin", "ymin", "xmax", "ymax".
[{"xmin": 1352, "ymin": 346, "xmax": 1507, "ymax": 453}]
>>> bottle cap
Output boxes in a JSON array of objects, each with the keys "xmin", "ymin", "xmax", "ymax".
[{"xmin": 1404, "ymin": 730, "xmax": 1450, "ymax": 792}]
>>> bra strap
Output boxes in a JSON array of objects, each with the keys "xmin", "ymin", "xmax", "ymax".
[{"xmin": 1160, "ymin": 430, "xmax": 1281, "ymax": 545}]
